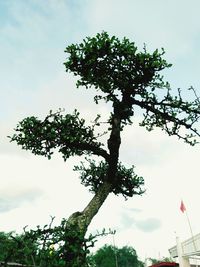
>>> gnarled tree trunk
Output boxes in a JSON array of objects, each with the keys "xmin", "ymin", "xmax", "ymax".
[{"xmin": 66, "ymin": 112, "xmax": 122, "ymax": 266}]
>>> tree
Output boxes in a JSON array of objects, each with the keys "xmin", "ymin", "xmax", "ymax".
[
  {"xmin": 88, "ymin": 244, "xmax": 144, "ymax": 267},
  {"xmin": 10, "ymin": 32, "xmax": 200, "ymax": 266}
]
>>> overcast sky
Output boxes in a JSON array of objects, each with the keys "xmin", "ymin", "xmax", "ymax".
[{"xmin": 1, "ymin": 0, "xmax": 200, "ymax": 261}]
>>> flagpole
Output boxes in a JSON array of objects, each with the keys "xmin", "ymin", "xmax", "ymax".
[
  {"xmin": 185, "ymin": 211, "xmax": 197, "ymax": 252},
  {"xmin": 185, "ymin": 209, "xmax": 199, "ymax": 267},
  {"xmin": 180, "ymin": 200, "xmax": 197, "ymax": 252}
]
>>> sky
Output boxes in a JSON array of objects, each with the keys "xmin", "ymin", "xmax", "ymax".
[{"xmin": 1, "ymin": 0, "xmax": 200, "ymax": 262}]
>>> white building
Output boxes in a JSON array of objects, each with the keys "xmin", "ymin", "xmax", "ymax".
[{"xmin": 169, "ymin": 234, "xmax": 200, "ymax": 267}]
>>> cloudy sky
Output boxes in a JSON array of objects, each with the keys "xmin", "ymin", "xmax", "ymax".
[{"xmin": 1, "ymin": 0, "xmax": 200, "ymax": 261}]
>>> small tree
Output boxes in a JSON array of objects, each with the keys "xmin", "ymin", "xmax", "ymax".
[
  {"xmin": 10, "ymin": 32, "xmax": 200, "ymax": 266},
  {"xmin": 88, "ymin": 244, "xmax": 144, "ymax": 267}
]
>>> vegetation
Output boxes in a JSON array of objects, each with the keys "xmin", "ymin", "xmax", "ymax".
[
  {"xmin": 88, "ymin": 244, "xmax": 144, "ymax": 267},
  {"xmin": 10, "ymin": 32, "xmax": 200, "ymax": 266},
  {"xmin": 0, "ymin": 231, "xmax": 37, "ymax": 265},
  {"xmin": 0, "ymin": 231, "xmax": 145, "ymax": 267},
  {"xmin": 0, "ymin": 219, "xmax": 114, "ymax": 266}
]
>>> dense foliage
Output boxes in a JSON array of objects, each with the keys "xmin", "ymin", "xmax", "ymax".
[
  {"xmin": 9, "ymin": 32, "xmax": 200, "ymax": 266},
  {"xmin": 74, "ymin": 159, "xmax": 144, "ymax": 198},
  {"xmin": 0, "ymin": 231, "xmax": 37, "ymax": 265},
  {"xmin": 0, "ymin": 230, "xmax": 145, "ymax": 267},
  {"xmin": 64, "ymin": 32, "xmax": 200, "ymax": 144},
  {"xmin": 0, "ymin": 218, "xmax": 114, "ymax": 267},
  {"xmin": 88, "ymin": 244, "xmax": 144, "ymax": 267}
]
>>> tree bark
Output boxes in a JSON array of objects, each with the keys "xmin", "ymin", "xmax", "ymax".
[
  {"xmin": 67, "ymin": 181, "xmax": 112, "ymax": 235},
  {"xmin": 83, "ymin": 181, "xmax": 112, "ymax": 228},
  {"xmin": 66, "ymin": 181, "xmax": 112, "ymax": 266}
]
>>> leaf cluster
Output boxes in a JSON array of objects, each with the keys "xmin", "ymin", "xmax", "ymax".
[
  {"xmin": 64, "ymin": 32, "xmax": 171, "ymax": 102},
  {"xmin": 23, "ymin": 217, "xmax": 88, "ymax": 267},
  {"xmin": 0, "ymin": 231, "xmax": 38, "ymax": 266},
  {"xmin": 10, "ymin": 110, "xmax": 105, "ymax": 160},
  {"xmin": 74, "ymin": 159, "xmax": 145, "ymax": 198}
]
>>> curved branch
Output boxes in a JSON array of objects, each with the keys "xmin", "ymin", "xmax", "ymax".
[
  {"xmin": 132, "ymin": 98, "xmax": 200, "ymax": 144},
  {"xmin": 66, "ymin": 141, "xmax": 110, "ymax": 161}
]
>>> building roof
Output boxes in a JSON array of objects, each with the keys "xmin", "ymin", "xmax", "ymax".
[{"xmin": 149, "ymin": 262, "xmax": 179, "ymax": 267}]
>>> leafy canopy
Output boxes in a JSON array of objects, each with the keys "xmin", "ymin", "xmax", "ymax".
[
  {"xmin": 64, "ymin": 31, "xmax": 200, "ymax": 142},
  {"xmin": 88, "ymin": 244, "xmax": 144, "ymax": 267},
  {"xmin": 64, "ymin": 32, "xmax": 170, "ymax": 101},
  {"xmin": 74, "ymin": 159, "xmax": 144, "ymax": 198},
  {"xmin": 11, "ymin": 110, "xmax": 106, "ymax": 161}
]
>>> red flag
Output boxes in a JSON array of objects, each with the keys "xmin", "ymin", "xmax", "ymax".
[{"xmin": 180, "ymin": 200, "xmax": 186, "ymax": 213}]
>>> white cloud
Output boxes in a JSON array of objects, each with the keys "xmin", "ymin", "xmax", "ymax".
[
  {"xmin": 135, "ymin": 218, "xmax": 162, "ymax": 233},
  {"xmin": 0, "ymin": 186, "xmax": 43, "ymax": 213},
  {"xmin": 120, "ymin": 209, "xmax": 162, "ymax": 232}
]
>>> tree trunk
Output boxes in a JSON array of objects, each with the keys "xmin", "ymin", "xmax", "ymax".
[
  {"xmin": 66, "ymin": 181, "xmax": 112, "ymax": 267},
  {"xmin": 66, "ymin": 110, "xmax": 122, "ymax": 266},
  {"xmin": 67, "ymin": 180, "xmax": 112, "ymax": 235}
]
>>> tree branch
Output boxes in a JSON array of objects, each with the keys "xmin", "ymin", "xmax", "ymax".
[{"xmin": 132, "ymin": 98, "xmax": 200, "ymax": 144}]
